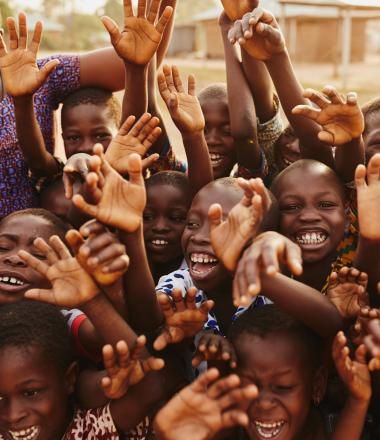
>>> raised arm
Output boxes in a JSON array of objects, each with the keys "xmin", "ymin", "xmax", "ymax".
[{"xmin": 0, "ymin": 13, "xmax": 60, "ymax": 176}]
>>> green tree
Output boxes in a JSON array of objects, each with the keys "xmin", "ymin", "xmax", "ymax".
[{"xmin": 0, "ymin": 1, "xmax": 13, "ymax": 28}]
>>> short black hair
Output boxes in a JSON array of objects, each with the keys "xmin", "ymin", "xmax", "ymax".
[
  {"xmin": 229, "ymin": 304, "xmax": 324, "ymax": 370},
  {"xmin": 362, "ymin": 97, "xmax": 380, "ymax": 135},
  {"xmin": 146, "ymin": 171, "xmax": 191, "ymax": 203},
  {"xmin": 61, "ymin": 87, "xmax": 121, "ymax": 128},
  {"xmin": 1, "ymin": 208, "xmax": 70, "ymax": 241},
  {"xmin": 198, "ymin": 83, "xmax": 227, "ymax": 103},
  {"xmin": 0, "ymin": 301, "xmax": 73, "ymax": 375}
]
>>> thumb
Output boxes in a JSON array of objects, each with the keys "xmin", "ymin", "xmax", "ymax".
[
  {"xmin": 142, "ymin": 153, "xmax": 159, "ymax": 172},
  {"xmin": 65, "ymin": 229, "xmax": 85, "ymax": 255},
  {"xmin": 126, "ymin": 153, "xmax": 144, "ymax": 186},
  {"xmin": 24, "ymin": 288, "xmax": 58, "ymax": 305},
  {"xmin": 101, "ymin": 16, "xmax": 121, "ymax": 47},
  {"xmin": 38, "ymin": 59, "xmax": 60, "ymax": 83},
  {"xmin": 208, "ymin": 203, "xmax": 223, "ymax": 233}
]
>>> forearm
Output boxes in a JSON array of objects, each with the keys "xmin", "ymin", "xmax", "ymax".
[
  {"xmin": 335, "ymin": 137, "xmax": 365, "ymax": 183},
  {"xmin": 241, "ymin": 50, "xmax": 275, "ymax": 123},
  {"xmin": 13, "ymin": 95, "xmax": 59, "ymax": 176},
  {"xmin": 331, "ymin": 396, "xmax": 369, "ymax": 440},
  {"xmin": 121, "ymin": 62, "xmax": 148, "ymax": 124},
  {"xmin": 155, "ymin": 0, "xmax": 177, "ymax": 67},
  {"xmin": 354, "ymin": 237, "xmax": 380, "ymax": 305},
  {"xmin": 76, "ymin": 369, "xmax": 108, "ymax": 409},
  {"xmin": 261, "ymin": 272, "xmax": 344, "ymax": 337},
  {"xmin": 120, "ymin": 227, "xmax": 163, "ymax": 332},
  {"xmin": 182, "ymin": 130, "xmax": 213, "ymax": 196},
  {"xmin": 265, "ymin": 51, "xmax": 334, "ymax": 168}
]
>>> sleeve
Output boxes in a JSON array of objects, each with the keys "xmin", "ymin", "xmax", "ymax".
[
  {"xmin": 155, "ymin": 268, "xmax": 193, "ymax": 296},
  {"xmin": 37, "ymin": 54, "xmax": 81, "ymax": 109},
  {"xmin": 61, "ymin": 308, "xmax": 93, "ymax": 360},
  {"xmin": 234, "ymin": 148, "xmax": 268, "ymax": 179}
]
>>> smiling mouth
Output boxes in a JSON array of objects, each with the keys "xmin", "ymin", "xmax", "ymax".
[
  {"xmin": 151, "ymin": 239, "xmax": 169, "ymax": 247},
  {"xmin": 9, "ymin": 426, "xmax": 40, "ymax": 440},
  {"xmin": 190, "ymin": 253, "xmax": 218, "ymax": 276},
  {"xmin": 0, "ymin": 276, "xmax": 26, "ymax": 287},
  {"xmin": 209, "ymin": 153, "xmax": 225, "ymax": 167},
  {"xmin": 254, "ymin": 420, "xmax": 285, "ymax": 439},
  {"xmin": 295, "ymin": 231, "xmax": 327, "ymax": 246}
]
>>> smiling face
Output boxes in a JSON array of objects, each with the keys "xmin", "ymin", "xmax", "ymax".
[
  {"xmin": 200, "ymin": 99, "xmax": 236, "ymax": 179},
  {"xmin": 235, "ymin": 332, "xmax": 317, "ymax": 440},
  {"xmin": 271, "ymin": 162, "xmax": 346, "ymax": 264},
  {"xmin": 0, "ymin": 214, "xmax": 57, "ymax": 304},
  {"xmin": 181, "ymin": 180, "xmax": 242, "ymax": 291},
  {"xmin": 274, "ymin": 127, "xmax": 301, "ymax": 172},
  {"xmin": 0, "ymin": 345, "xmax": 73, "ymax": 440},
  {"xmin": 143, "ymin": 183, "xmax": 190, "ymax": 265},
  {"xmin": 62, "ymin": 103, "xmax": 118, "ymax": 158}
]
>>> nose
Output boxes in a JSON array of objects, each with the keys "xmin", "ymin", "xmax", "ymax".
[
  {"xmin": 254, "ymin": 390, "xmax": 277, "ymax": 411},
  {"xmin": 298, "ymin": 206, "xmax": 321, "ymax": 223},
  {"xmin": 0, "ymin": 398, "xmax": 28, "ymax": 427},
  {"xmin": 205, "ymin": 128, "xmax": 220, "ymax": 145},
  {"xmin": 152, "ymin": 216, "xmax": 170, "ymax": 233},
  {"xmin": 190, "ymin": 221, "xmax": 210, "ymax": 245},
  {"xmin": 4, "ymin": 254, "xmax": 27, "ymax": 268},
  {"xmin": 77, "ymin": 138, "xmax": 94, "ymax": 155}
]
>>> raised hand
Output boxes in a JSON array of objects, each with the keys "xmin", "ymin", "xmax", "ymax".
[
  {"xmin": 355, "ymin": 154, "xmax": 380, "ymax": 240},
  {"xmin": 233, "ymin": 231, "xmax": 303, "ymax": 306},
  {"xmin": 364, "ymin": 318, "xmax": 380, "ymax": 371},
  {"xmin": 66, "ymin": 220, "xmax": 130, "ymax": 287},
  {"xmin": 158, "ymin": 65, "xmax": 205, "ymax": 134},
  {"xmin": 228, "ymin": 8, "xmax": 285, "ymax": 61},
  {"xmin": 104, "ymin": 113, "xmax": 161, "ymax": 175},
  {"xmin": 154, "ymin": 368, "xmax": 258, "ymax": 440},
  {"xmin": 327, "ymin": 267, "xmax": 368, "ymax": 320},
  {"xmin": 221, "ymin": 0, "xmax": 259, "ymax": 21},
  {"xmin": 18, "ymin": 235, "xmax": 99, "ymax": 308},
  {"xmin": 0, "ymin": 13, "xmax": 59, "ymax": 97},
  {"xmin": 350, "ymin": 306, "xmax": 380, "ymax": 347},
  {"xmin": 72, "ymin": 144, "xmax": 146, "ymax": 233},
  {"xmin": 192, "ymin": 332, "xmax": 237, "ymax": 369},
  {"xmin": 209, "ymin": 178, "xmax": 270, "ymax": 272},
  {"xmin": 101, "ymin": 0, "xmax": 173, "ymax": 65},
  {"xmin": 332, "ymin": 331, "xmax": 371, "ymax": 403},
  {"xmin": 101, "ymin": 336, "xmax": 164, "ymax": 400},
  {"xmin": 63, "ymin": 153, "xmax": 93, "ymax": 199},
  {"xmin": 292, "ymin": 86, "xmax": 364, "ymax": 145},
  {"xmin": 153, "ymin": 287, "xmax": 214, "ymax": 351}
]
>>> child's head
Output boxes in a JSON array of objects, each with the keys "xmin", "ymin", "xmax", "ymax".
[
  {"xmin": 270, "ymin": 160, "xmax": 346, "ymax": 264},
  {"xmin": 144, "ymin": 171, "xmax": 191, "ymax": 266},
  {"xmin": 0, "ymin": 301, "xmax": 75, "ymax": 439},
  {"xmin": 61, "ymin": 87, "xmax": 121, "ymax": 158},
  {"xmin": 198, "ymin": 84, "xmax": 236, "ymax": 179},
  {"xmin": 230, "ymin": 305, "xmax": 326, "ymax": 440},
  {"xmin": 39, "ymin": 178, "xmax": 72, "ymax": 226},
  {"xmin": 0, "ymin": 209, "xmax": 69, "ymax": 304},
  {"xmin": 362, "ymin": 97, "xmax": 380, "ymax": 162},
  {"xmin": 274, "ymin": 125, "xmax": 301, "ymax": 172},
  {"xmin": 181, "ymin": 178, "xmax": 243, "ymax": 292}
]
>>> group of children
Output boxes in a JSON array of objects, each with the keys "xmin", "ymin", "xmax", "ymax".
[{"xmin": 1, "ymin": 0, "xmax": 380, "ymax": 438}]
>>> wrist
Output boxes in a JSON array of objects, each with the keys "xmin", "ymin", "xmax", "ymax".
[
  {"xmin": 124, "ymin": 60, "xmax": 149, "ymax": 72},
  {"xmin": 347, "ymin": 394, "xmax": 371, "ymax": 408},
  {"xmin": 265, "ymin": 48, "xmax": 289, "ymax": 69},
  {"xmin": 182, "ymin": 129, "xmax": 205, "ymax": 142},
  {"xmin": 12, "ymin": 94, "xmax": 34, "ymax": 105},
  {"xmin": 80, "ymin": 292, "xmax": 106, "ymax": 317}
]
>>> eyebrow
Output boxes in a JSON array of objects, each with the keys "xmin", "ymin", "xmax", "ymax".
[{"xmin": 0, "ymin": 233, "xmax": 39, "ymax": 246}]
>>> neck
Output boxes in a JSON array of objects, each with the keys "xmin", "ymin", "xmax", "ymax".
[
  {"xmin": 207, "ymin": 278, "xmax": 235, "ymax": 335},
  {"xmin": 150, "ymin": 256, "xmax": 184, "ymax": 284},
  {"xmin": 297, "ymin": 253, "xmax": 337, "ymax": 291}
]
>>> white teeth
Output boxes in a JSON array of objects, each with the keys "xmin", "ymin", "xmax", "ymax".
[
  {"xmin": 0, "ymin": 276, "xmax": 25, "ymax": 286},
  {"xmin": 210, "ymin": 153, "xmax": 222, "ymax": 160},
  {"xmin": 254, "ymin": 420, "xmax": 285, "ymax": 439},
  {"xmin": 295, "ymin": 231, "xmax": 327, "ymax": 245},
  {"xmin": 151, "ymin": 240, "xmax": 168, "ymax": 246},
  {"xmin": 190, "ymin": 253, "xmax": 218, "ymax": 264},
  {"xmin": 9, "ymin": 426, "xmax": 39, "ymax": 440}
]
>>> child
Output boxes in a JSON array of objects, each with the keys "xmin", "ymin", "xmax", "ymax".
[
  {"xmin": 273, "ymin": 125, "xmax": 301, "ymax": 174},
  {"xmin": 61, "ymin": 88, "xmax": 121, "ymax": 158},
  {"xmin": 362, "ymin": 97, "xmax": 380, "ymax": 162},
  {"xmin": 143, "ymin": 171, "xmax": 191, "ymax": 283}
]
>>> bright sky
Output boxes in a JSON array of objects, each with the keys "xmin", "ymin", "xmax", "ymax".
[{"xmin": 14, "ymin": 0, "xmax": 107, "ymax": 14}]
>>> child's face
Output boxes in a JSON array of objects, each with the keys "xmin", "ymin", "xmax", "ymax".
[
  {"xmin": 201, "ymin": 99, "xmax": 236, "ymax": 179},
  {"xmin": 363, "ymin": 113, "xmax": 380, "ymax": 162},
  {"xmin": 0, "ymin": 345, "xmax": 73, "ymax": 440},
  {"xmin": 62, "ymin": 103, "xmax": 118, "ymax": 158},
  {"xmin": 181, "ymin": 182, "xmax": 241, "ymax": 291},
  {"xmin": 275, "ymin": 130, "xmax": 301, "ymax": 172},
  {"xmin": 273, "ymin": 166, "xmax": 346, "ymax": 264},
  {"xmin": 0, "ymin": 214, "xmax": 55, "ymax": 304},
  {"xmin": 39, "ymin": 182, "xmax": 71, "ymax": 226},
  {"xmin": 143, "ymin": 183, "xmax": 189, "ymax": 265},
  {"xmin": 235, "ymin": 332, "xmax": 317, "ymax": 440}
]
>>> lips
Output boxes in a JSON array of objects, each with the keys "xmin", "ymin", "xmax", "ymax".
[
  {"xmin": 151, "ymin": 239, "xmax": 169, "ymax": 247},
  {"xmin": 9, "ymin": 426, "xmax": 40, "ymax": 440},
  {"xmin": 253, "ymin": 420, "xmax": 285, "ymax": 439},
  {"xmin": 294, "ymin": 230, "xmax": 328, "ymax": 246},
  {"xmin": 0, "ymin": 272, "xmax": 29, "ymax": 292},
  {"xmin": 209, "ymin": 153, "xmax": 225, "ymax": 167},
  {"xmin": 189, "ymin": 252, "xmax": 219, "ymax": 280}
]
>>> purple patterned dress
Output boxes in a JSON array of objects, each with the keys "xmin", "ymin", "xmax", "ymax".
[{"xmin": 0, "ymin": 55, "xmax": 80, "ymax": 219}]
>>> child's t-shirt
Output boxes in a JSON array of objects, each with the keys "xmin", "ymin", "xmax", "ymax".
[
  {"xmin": 0, "ymin": 55, "xmax": 81, "ymax": 219},
  {"xmin": 63, "ymin": 404, "xmax": 151, "ymax": 439}
]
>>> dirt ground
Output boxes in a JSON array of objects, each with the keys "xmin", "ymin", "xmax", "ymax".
[{"xmin": 55, "ymin": 54, "xmax": 380, "ymax": 161}]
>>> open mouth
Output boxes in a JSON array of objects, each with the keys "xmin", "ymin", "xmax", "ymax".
[
  {"xmin": 9, "ymin": 426, "xmax": 40, "ymax": 440},
  {"xmin": 189, "ymin": 253, "xmax": 218, "ymax": 277},
  {"xmin": 151, "ymin": 239, "xmax": 169, "ymax": 247},
  {"xmin": 209, "ymin": 153, "xmax": 225, "ymax": 167},
  {"xmin": 254, "ymin": 420, "xmax": 285, "ymax": 439},
  {"xmin": 294, "ymin": 231, "xmax": 327, "ymax": 246},
  {"xmin": 0, "ymin": 276, "xmax": 25, "ymax": 287}
]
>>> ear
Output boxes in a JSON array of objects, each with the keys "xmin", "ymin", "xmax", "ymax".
[
  {"xmin": 64, "ymin": 361, "xmax": 79, "ymax": 395},
  {"xmin": 312, "ymin": 365, "xmax": 328, "ymax": 406}
]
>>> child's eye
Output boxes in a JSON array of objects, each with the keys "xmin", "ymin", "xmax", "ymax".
[
  {"xmin": 272, "ymin": 384, "xmax": 295, "ymax": 393},
  {"xmin": 280, "ymin": 204, "xmax": 300, "ymax": 212},
  {"xmin": 318, "ymin": 201, "xmax": 336, "ymax": 209},
  {"xmin": 23, "ymin": 389, "xmax": 40, "ymax": 398},
  {"xmin": 221, "ymin": 126, "xmax": 231, "ymax": 136},
  {"xmin": 143, "ymin": 212, "xmax": 154, "ymax": 222},
  {"xmin": 170, "ymin": 215, "xmax": 186, "ymax": 223},
  {"xmin": 186, "ymin": 220, "xmax": 199, "ymax": 229},
  {"xmin": 65, "ymin": 135, "xmax": 80, "ymax": 143},
  {"xmin": 94, "ymin": 133, "xmax": 112, "ymax": 141}
]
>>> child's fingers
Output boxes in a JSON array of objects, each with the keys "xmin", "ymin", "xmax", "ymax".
[
  {"xmin": 208, "ymin": 374, "xmax": 240, "ymax": 400},
  {"xmin": 368, "ymin": 319, "xmax": 380, "ymax": 344},
  {"xmin": 346, "ymin": 91, "xmax": 358, "ymax": 106},
  {"xmin": 291, "ymin": 104, "xmax": 320, "ymax": 121},
  {"xmin": 143, "ymin": 127, "xmax": 162, "ymax": 149},
  {"xmin": 137, "ymin": 116, "xmax": 160, "ymax": 142},
  {"xmin": 155, "ymin": 6, "xmax": 173, "ymax": 35},
  {"xmin": 126, "ymin": 153, "xmax": 144, "ymax": 187},
  {"xmin": 147, "ymin": 0, "xmax": 159, "ymax": 23},
  {"xmin": 102, "ymin": 344, "xmax": 119, "ymax": 375},
  {"xmin": 7, "ymin": 17, "xmax": 18, "ymax": 50},
  {"xmin": 285, "ymin": 242, "xmax": 303, "ymax": 276},
  {"xmin": 83, "ymin": 172, "xmax": 102, "ymax": 203},
  {"xmin": 18, "ymin": 250, "xmax": 49, "ymax": 276},
  {"xmin": 24, "ymin": 288, "xmax": 57, "ymax": 305},
  {"xmin": 137, "ymin": 0, "xmax": 147, "ymax": 18},
  {"xmin": 0, "ymin": 32, "xmax": 8, "ymax": 56},
  {"xmin": 80, "ymin": 219, "xmax": 106, "ymax": 238},
  {"xmin": 65, "ymin": 229, "xmax": 85, "ymax": 255},
  {"xmin": 220, "ymin": 339, "xmax": 237, "ymax": 368},
  {"xmin": 354, "ymin": 164, "xmax": 367, "ymax": 191},
  {"xmin": 118, "ymin": 115, "xmax": 137, "ymax": 137},
  {"xmin": 87, "ymin": 243, "xmax": 126, "ymax": 267},
  {"xmin": 364, "ymin": 334, "xmax": 380, "ymax": 359},
  {"xmin": 80, "ymin": 232, "xmax": 116, "ymax": 258},
  {"xmin": 318, "ymin": 130, "xmax": 334, "ymax": 145},
  {"xmin": 101, "ymin": 376, "xmax": 112, "ymax": 393},
  {"xmin": 189, "ymin": 368, "xmax": 220, "ymax": 393},
  {"xmin": 172, "ymin": 288, "xmax": 186, "ymax": 312},
  {"xmin": 157, "ymin": 293, "xmax": 175, "ymax": 318},
  {"xmin": 355, "ymin": 344, "xmax": 367, "ymax": 364},
  {"xmin": 185, "ymin": 287, "xmax": 198, "ymax": 310},
  {"xmin": 157, "ymin": 72, "xmax": 171, "ymax": 102},
  {"xmin": 33, "ymin": 237, "xmax": 59, "ymax": 265},
  {"xmin": 208, "ymin": 203, "xmax": 223, "ymax": 233},
  {"xmin": 221, "ymin": 411, "xmax": 249, "ymax": 430},
  {"xmin": 187, "ymin": 74, "xmax": 196, "ymax": 96},
  {"xmin": 346, "ymin": 267, "xmax": 360, "ymax": 284},
  {"xmin": 18, "ymin": 13, "xmax": 28, "ymax": 49},
  {"xmin": 101, "ymin": 15, "xmax": 121, "ymax": 47},
  {"xmin": 49, "ymin": 235, "xmax": 71, "ymax": 260},
  {"xmin": 39, "ymin": 59, "xmax": 60, "ymax": 82},
  {"xmin": 191, "ymin": 351, "xmax": 205, "ymax": 367},
  {"xmin": 200, "ymin": 299, "xmax": 215, "ymax": 316},
  {"xmin": 102, "ymin": 255, "xmax": 130, "ymax": 274},
  {"xmin": 366, "ymin": 153, "xmax": 380, "ymax": 185},
  {"xmin": 219, "ymin": 385, "xmax": 259, "ymax": 412},
  {"xmin": 322, "ymin": 85, "xmax": 345, "ymax": 105},
  {"xmin": 153, "ymin": 328, "xmax": 172, "ymax": 351},
  {"xmin": 335, "ymin": 266, "xmax": 349, "ymax": 284},
  {"xmin": 123, "ymin": 0, "xmax": 134, "ymax": 17},
  {"xmin": 142, "ymin": 154, "xmax": 159, "ymax": 172},
  {"xmin": 72, "ymin": 194, "xmax": 98, "ymax": 218},
  {"xmin": 128, "ymin": 113, "xmax": 152, "ymax": 138},
  {"xmin": 162, "ymin": 64, "xmax": 175, "ymax": 94},
  {"xmin": 130, "ymin": 335, "xmax": 146, "ymax": 360},
  {"xmin": 115, "ymin": 340, "xmax": 132, "ymax": 368},
  {"xmin": 171, "ymin": 65, "xmax": 184, "ymax": 93},
  {"xmin": 29, "ymin": 19, "xmax": 42, "ymax": 54}
]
